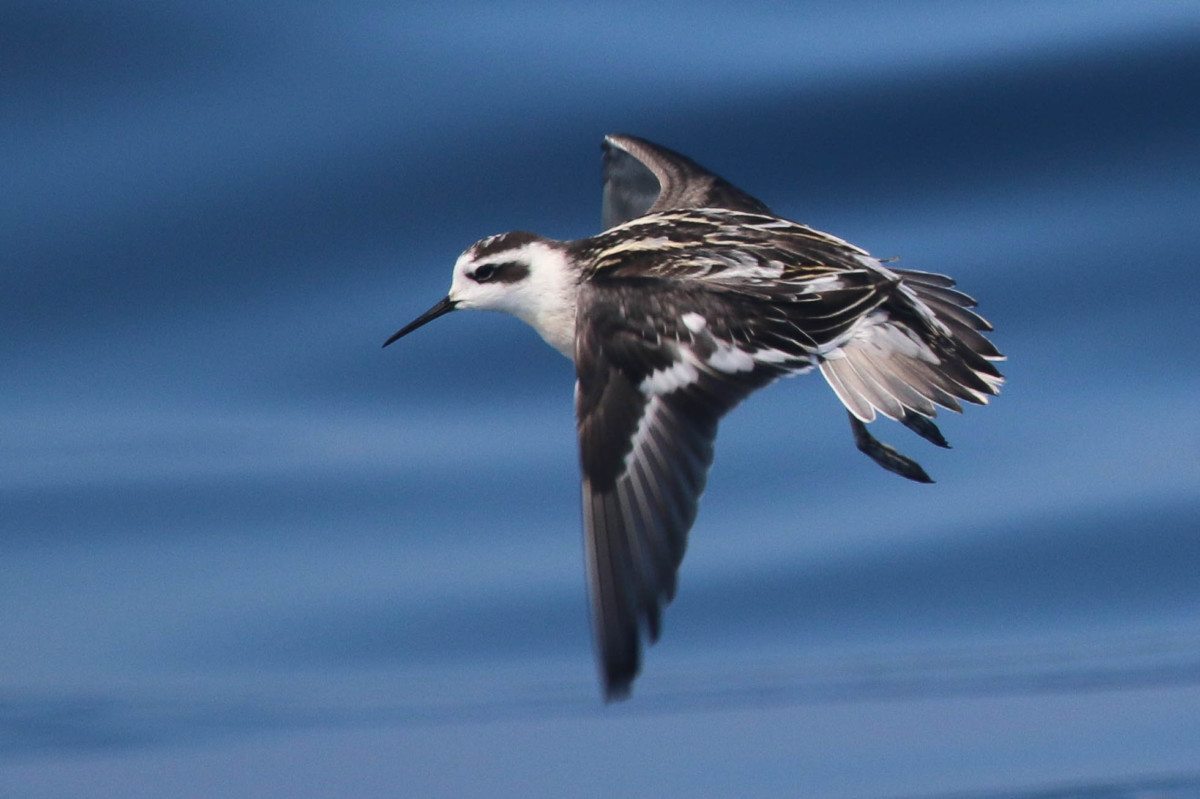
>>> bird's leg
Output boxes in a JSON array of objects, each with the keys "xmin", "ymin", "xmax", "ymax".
[
  {"xmin": 900, "ymin": 411, "xmax": 949, "ymax": 449},
  {"xmin": 848, "ymin": 412, "xmax": 933, "ymax": 483}
]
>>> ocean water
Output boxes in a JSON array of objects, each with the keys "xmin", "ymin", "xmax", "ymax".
[{"xmin": 3, "ymin": 2, "xmax": 1200, "ymax": 796}]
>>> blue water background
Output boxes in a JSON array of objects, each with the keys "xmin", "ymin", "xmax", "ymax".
[{"xmin": 3, "ymin": 2, "xmax": 1200, "ymax": 796}]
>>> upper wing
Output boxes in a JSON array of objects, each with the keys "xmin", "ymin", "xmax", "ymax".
[
  {"xmin": 601, "ymin": 134, "xmax": 771, "ymax": 229},
  {"xmin": 573, "ymin": 274, "xmax": 890, "ymax": 698}
]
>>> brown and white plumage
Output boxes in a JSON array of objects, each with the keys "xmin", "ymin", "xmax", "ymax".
[{"xmin": 385, "ymin": 134, "xmax": 1004, "ymax": 700}]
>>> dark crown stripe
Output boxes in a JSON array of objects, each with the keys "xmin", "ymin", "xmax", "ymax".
[{"xmin": 472, "ymin": 230, "xmax": 541, "ymax": 259}]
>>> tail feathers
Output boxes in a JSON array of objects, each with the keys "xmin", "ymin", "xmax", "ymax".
[{"xmin": 819, "ymin": 269, "xmax": 1004, "ymax": 424}]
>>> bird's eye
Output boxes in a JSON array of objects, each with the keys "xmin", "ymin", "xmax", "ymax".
[{"xmin": 473, "ymin": 264, "xmax": 497, "ymax": 282}]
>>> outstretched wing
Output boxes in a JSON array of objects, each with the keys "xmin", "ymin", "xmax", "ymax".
[
  {"xmin": 574, "ymin": 272, "xmax": 889, "ymax": 698},
  {"xmin": 601, "ymin": 133, "xmax": 771, "ymax": 229}
]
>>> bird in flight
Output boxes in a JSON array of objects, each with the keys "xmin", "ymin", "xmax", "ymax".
[{"xmin": 385, "ymin": 134, "xmax": 1004, "ymax": 699}]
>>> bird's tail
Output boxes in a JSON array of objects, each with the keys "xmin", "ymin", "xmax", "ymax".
[{"xmin": 818, "ymin": 267, "xmax": 1004, "ymax": 424}]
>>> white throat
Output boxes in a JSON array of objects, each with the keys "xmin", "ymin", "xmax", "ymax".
[
  {"xmin": 453, "ymin": 239, "xmax": 580, "ymax": 361},
  {"xmin": 511, "ymin": 242, "xmax": 579, "ymax": 360}
]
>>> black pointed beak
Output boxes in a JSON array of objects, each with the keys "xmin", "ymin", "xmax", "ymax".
[{"xmin": 382, "ymin": 296, "xmax": 458, "ymax": 348}]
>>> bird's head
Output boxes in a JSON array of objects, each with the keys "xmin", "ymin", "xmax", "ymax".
[{"xmin": 383, "ymin": 231, "xmax": 576, "ymax": 348}]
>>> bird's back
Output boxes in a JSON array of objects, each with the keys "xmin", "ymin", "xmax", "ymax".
[
  {"xmin": 570, "ymin": 207, "xmax": 1003, "ymax": 423},
  {"xmin": 575, "ymin": 208, "xmax": 872, "ymax": 284}
]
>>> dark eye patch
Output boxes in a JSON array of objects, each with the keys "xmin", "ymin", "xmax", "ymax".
[{"xmin": 471, "ymin": 261, "xmax": 530, "ymax": 284}]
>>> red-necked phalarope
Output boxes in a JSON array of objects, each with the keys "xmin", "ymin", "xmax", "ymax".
[{"xmin": 385, "ymin": 134, "xmax": 1004, "ymax": 700}]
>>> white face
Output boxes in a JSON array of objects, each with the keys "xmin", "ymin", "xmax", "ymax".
[
  {"xmin": 444, "ymin": 231, "xmax": 579, "ymax": 358},
  {"xmin": 448, "ymin": 247, "xmax": 531, "ymax": 313},
  {"xmin": 447, "ymin": 233, "xmax": 567, "ymax": 314},
  {"xmin": 386, "ymin": 231, "xmax": 577, "ymax": 353}
]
